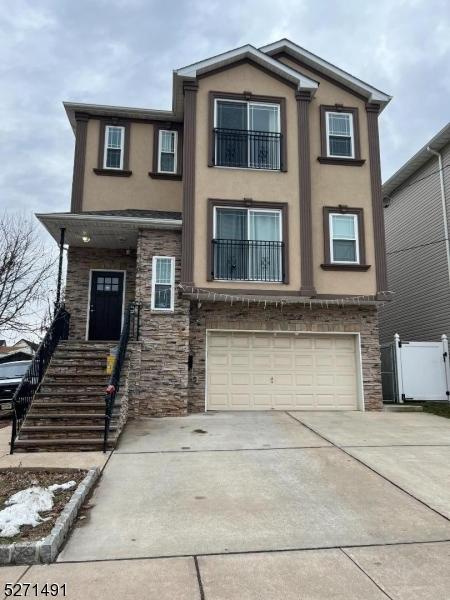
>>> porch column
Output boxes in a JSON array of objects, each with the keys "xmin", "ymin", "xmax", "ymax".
[{"xmin": 297, "ymin": 91, "xmax": 316, "ymax": 296}]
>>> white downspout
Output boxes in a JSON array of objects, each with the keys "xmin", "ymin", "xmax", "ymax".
[{"xmin": 427, "ymin": 146, "xmax": 450, "ymax": 287}]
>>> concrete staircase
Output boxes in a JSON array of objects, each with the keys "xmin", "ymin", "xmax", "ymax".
[{"xmin": 14, "ymin": 341, "xmax": 121, "ymax": 452}]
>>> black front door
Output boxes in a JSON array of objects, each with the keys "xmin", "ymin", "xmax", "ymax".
[{"xmin": 88, "ymin": 271, "xmax": 124, "ymax": 341}]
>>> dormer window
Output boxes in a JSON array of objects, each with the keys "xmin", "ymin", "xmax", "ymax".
[
  {"xmin": 325, "ymin": 112, "xmax": 354, "ymax": 158},
  {"xmin": 212, "ymin": 98, "xmax": 282, "ymax": 170},
  {"xmin": 104, "ymin": 125, "xmax": 125, "ymax": 169},
  {"xmin": 158, "ymin": 130, "xmax": 178, "ymax": 174}
]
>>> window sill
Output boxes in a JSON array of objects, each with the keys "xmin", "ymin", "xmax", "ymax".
[
  {"xmin": 209, "ymin": 164, "xmax": 286, "ymax": 173},
  {"xmin": 148, "ymin": 172, "xmax": 182, "ymax": 180},
  {"xmin": 317, "ymin": 157, "xmax": 365, "ymax": 166},
  {"xmin": 151, "ymin": 309, "xmax": 174, "ymax": 314},
  {"xmin": 93, "ymin": 168, "xmax": 132, "ymax": 177},
  {"xmin": 321, "ymin": 263, "xmax": 371, "ymax": 271}
]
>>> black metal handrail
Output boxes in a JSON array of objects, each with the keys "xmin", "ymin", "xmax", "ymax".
[
  {"xmin": 10, "ymin": 304, "xmax": 70, "ymax": 453},
  {"xmin": 212, "ymin": 239, "xmax": 285, "ymax": 282},
  {"xmin": 214, "ymin": 128, "xmax": 281, "ymax": 170},
  {"xmin": 103, "ymin": 302, "xmax": 140, "ymax": 452}
]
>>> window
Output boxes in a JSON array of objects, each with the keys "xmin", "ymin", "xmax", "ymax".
[
  {"xmin": 151, "ymin": 257, "xmax": 175, "ymax": 311},
  {"xmin": 213, "ymin": 207, "xmax": 283, "ymax": 281},
  {"xmin": 104, "ymin": 125, "xmax": 125, "ymax": 169},
  {"xmin": 214, "ymin": 99, "xmax": 281, "ymax": 170},
  {"xmin": 329, "ymin": 213, "xmax": 359, "ymax": 263},
  {"xmin": 158, "ymin": 130, "xmax": 177, "ymax": 174},
  {"xmin": 326, "ymin": 112, "xmax": 354, "ymax": 158}
]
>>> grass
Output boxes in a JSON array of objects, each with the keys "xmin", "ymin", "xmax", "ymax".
[{"xmin": 406, "ymin": 401, "xmax": 450, "ymax": 420}]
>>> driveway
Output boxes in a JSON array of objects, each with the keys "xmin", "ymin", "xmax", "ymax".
[{"xmin": 7, "ymin": 411, "xmax": 450, "ymax": 599}]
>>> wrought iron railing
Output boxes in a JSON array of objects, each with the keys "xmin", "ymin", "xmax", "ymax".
[
  {"xmin": 103, "ymin": 302, "xmax": 140, "ymax": 452},
  {"xmin": 10, "ymin": 304, "xmax": 70, "ymax": 453},
  {"xmin": 214, "ymin": 128, "xmax": 281, "ymax": 170},
  {"xmin": 212, "ymin": 239, "xmax": 285, "ymax": 282}
]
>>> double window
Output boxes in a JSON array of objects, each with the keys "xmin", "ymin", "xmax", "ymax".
[
  {"xmin": 158, "ymin": 130, "xmax": 178, "ymax": 174},
  {"xmin": 214, "ymin": 99, "xmax": 281, "ymax": 170},
  {"xmin": 151, "ymin": 257, "xmax": 175, "ymax": 311},
  {"xmin": 103, "ymin": 125, "xmax": 125, "ymax": 169},
  {"xmin": 213, "ymin": 207, "xmax": 283, "ymax": 281},
  {"xmin": 325, "ymin": 111, "xmax": 354, "ymax": 159}
]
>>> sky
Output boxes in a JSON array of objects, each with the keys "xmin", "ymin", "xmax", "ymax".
[{"xmin": 0, "ymin": 0, "xmax": 449, "ymax": 337}]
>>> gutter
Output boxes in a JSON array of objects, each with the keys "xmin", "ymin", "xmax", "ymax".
[{"xmin": 426, "ymin": 146, "xmax": 450, "ymax": 288}]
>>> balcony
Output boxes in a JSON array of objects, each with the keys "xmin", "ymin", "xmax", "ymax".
[
  {"xmin": 212, "ymin": 239, "xmax": 285, "ymax": 282},
  {"xmin": 213, "ymin": 128, "xmax": 281, "ymax": 170}
]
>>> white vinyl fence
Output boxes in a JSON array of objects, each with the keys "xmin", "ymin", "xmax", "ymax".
[{"xmin": 381, "ymin": 334, "xmax": 450, "ymax": 402}]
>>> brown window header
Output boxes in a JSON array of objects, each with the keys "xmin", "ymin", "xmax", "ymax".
[
  {"xmin": 318, "ymin": 105, "xmax": 365, "ymax": 167},
  {"xmin": 321, "ymin": 206, "xmax": 370, "ymax": 271}
]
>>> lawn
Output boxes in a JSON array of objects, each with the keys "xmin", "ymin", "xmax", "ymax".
[{"xmin": 408, "ymin": 402, "xmax": 450, "ymax": 420}]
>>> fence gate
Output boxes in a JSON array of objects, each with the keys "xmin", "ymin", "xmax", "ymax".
[{"xmin": 392, "ymin": 334, "xmax": 450, "ymax": 402}]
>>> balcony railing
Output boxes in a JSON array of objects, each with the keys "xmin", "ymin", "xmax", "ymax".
[
  {"xmin": 212, "ymin": 239, "xmax": 285, "ymax": 282},
  {"xmin": 214, "ymin": 128, "xmax": 281, "ymax": 170}
]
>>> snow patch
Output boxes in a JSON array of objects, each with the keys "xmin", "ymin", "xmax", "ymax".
[{"xmin": 0, "ymin": 480, "xmax": 76, "ymax": 538}]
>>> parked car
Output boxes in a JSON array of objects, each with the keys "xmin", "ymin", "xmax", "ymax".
[{"xmin": 0, "ymin": 360, "xmax": 31, "ymax": 406}]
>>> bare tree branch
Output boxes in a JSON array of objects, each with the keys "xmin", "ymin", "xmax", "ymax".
[{"xmin": 0, "ymin": 212, "xmax": 57, "ymax": 337}]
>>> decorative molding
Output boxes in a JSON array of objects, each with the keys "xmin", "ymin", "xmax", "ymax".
[
  {"xmin": 93, "ymin": 168, "xmax": 132, "ymax": 177},
  {"xmin": 366, "ymin": 103, "xmax": 388, "ymax": 294},
  {"xmin": 180, "ymin": 81, "xmax": 198, "ymax": 285},
  {"xmin": 297, "ymin": 90, "xmax": 316, "ymax": 296},
  {"xmin": 206, "ymin": 198, "xmax": 289, "ymax": 284},
  {"xmin": 321, "ymin": 263, "xmax": 371, "ymax": 271},
  {"xmin": 318, "ymin": 157, "xmax": 365, "ymax": 166},
  {"xmin": 207, "ymin": 91, "xmax": 288, "ymax": 172},
  {"xmin": 148, "ymin": 172, "xmax": 182, "ymax": 180},
  {"xmin": 70, "ymin": 112, "xmax": 89, "ymax": 213}
]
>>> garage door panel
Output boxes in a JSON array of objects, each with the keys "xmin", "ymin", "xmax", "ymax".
[{"xmin": 207, "ymin": 332, "xmax": 359, "ymax": 411}]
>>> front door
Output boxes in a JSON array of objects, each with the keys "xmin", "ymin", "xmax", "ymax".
[{"xmin": 88, "ymin": 271, "xmax": 124, "ymax": 340}]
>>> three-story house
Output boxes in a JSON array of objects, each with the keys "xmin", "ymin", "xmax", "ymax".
[{"xmin": 18, "ymin": 40, "xmax": 391, "ymax": 451}]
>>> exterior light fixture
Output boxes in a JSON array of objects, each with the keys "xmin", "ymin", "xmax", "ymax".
[{"xmin": 81, "ymin": 232, "xmax": 90, "ymax": 243}]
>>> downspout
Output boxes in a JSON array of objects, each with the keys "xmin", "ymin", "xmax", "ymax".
[{"xmin": 427, "ymin": 146, "xmax": 450, "ymax": 287}]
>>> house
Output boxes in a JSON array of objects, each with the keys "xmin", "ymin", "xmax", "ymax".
[
  {"xmin": 17, "ymin": 40, "xmax": 391, "ymax": 451},
  {"xmin": 0, "ymin": 339, "xmax": 37, "ymax": 364},
  {"xmin": 380, "ymin": 123, "xmax": 450, "ymax": 344}
]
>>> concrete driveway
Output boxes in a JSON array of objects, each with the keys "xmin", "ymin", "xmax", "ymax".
[{"xmin": 7, "ymin": 411, "xmax": 450, "ymax": 599}]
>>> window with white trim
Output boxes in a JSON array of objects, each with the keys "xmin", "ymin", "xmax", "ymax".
[
  {"xmin": 326, "ymin": 112, "xmax": 354, "ymax": 158},
  {"xmin": 151, "ymin": 256, "xmax": 175, "ymax": 311},
  {"xmin": 104, "ymin": 125, "xmax": 125, "ymax": 169},
  {"xmin": 158, "ymin": 130, "xmax": 177, "ymax": 174},
  {"xmin": 329, "ymin": 213, "xmax": 359, "ymax": 263}
]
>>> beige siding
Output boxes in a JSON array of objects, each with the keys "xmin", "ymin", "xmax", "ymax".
[
  {"xmin": 379, "ymin": 141, "xmax": 450, "ymax": 343},
  {"xmin": 82, "ymin": 119, "xmax": 182, "ymax": 213}
]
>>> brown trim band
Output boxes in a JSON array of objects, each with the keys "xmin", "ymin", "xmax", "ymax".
[
  {"xmin": 70, "ymin": 112, "xmax": 89, "ymax": 213},
  {"xmin": 319, "ymin": 105, "xmax": 363, "ymax": 164},
  {"xmin": 93, "ymin": 168, "xmax": 132, "ymax": 177},
  {"xmin": 97, "ymin": 119, "xmax": 131, "ymax": 172},
  {"xmin": 318, "ymin": 157, "xmax": 365, "ymax": 166},
  {"xmin": 322, "ymin": 206, "xmax": 368, "ymax": 270},
  {"xmin": 206, "ymin": 198, "xmax": 289, "ymax": 285},
  {"xmin": 366, "ymin": 103, "xmax": 388, "ymax": 297},
  {"xmin": 297, "ymin": 91, "xmax": 316, "ymax": 296},
  {"xmin": 207, "ymin": 91, "xmax": 287, "ymax": 172},
  {"xmin": 180, "ymin": 81, "xmax": 198, "ymax": 285},
  {"xmin": 181, "ymin": 288, "xmax": 382, "ymax": 301},
  {"xmin": 150, "ymin": 122, "xmax": 183, "ymax": 177}
]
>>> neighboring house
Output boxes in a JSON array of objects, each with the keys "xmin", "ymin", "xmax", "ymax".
[
  {"xmin": 25, "ymin": 39, "xmax": 391, "ymax": 450},
  {"xmin": 0, "ymin": 339, "xmax": 37, "ymax": 364},
  {"xmin": 380, "ymin": 123, "xmax": 450, "ymax": 343}
]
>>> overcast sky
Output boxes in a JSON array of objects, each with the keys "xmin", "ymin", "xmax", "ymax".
[{"xmin": 1, "ymin": 0, "xmax": 449, "ymax": 218}]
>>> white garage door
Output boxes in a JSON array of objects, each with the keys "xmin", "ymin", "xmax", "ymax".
[{"xmin": 207, "ymin": 331, "xmax": 359, "ymax": 411}]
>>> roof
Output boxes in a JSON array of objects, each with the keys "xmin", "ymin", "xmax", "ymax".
[
  {"xmin": 260, "ymin": 39, "xmax": 391, "ymax": 109},
  {"xmin": 66, "ymin": 209, "xmax": 182, "ymax": 220},
  {"xmin": 64, "ymin": 39, "xmax": 391, "ymax": 132},
  {"xmin": 382, "ymin": 122, "xmax": 450, "ymax": 197}
]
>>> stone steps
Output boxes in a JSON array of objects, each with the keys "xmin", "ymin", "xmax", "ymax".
[{"xmin": 15, "ymin": 340, "xmax": 123, "ymax": 453}]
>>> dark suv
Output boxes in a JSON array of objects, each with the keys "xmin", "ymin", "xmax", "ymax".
[{"xmin": 0, "ymin": 360, "xmax": 31, "ymax": 406}]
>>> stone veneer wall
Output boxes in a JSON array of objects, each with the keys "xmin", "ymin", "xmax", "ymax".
[
  {"xmin": 65, "ymin": 247, "xmax": 136, "ymax": 339},
  {"xmin": 189, "ymin": 302, "xmax": 383, "ymax": 412},
  {"xmin": 129, "ymin": 229, "xmax": 190, "ymax": 417}
]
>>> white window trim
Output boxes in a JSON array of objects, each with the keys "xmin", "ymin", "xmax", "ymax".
[
  {"xmin": 325, "ymin": 112, "xmax": 354, "ymax": 159},
  {"xmin": 213, "ymin": 98, "xmax": 281, "ymax": 170},
  {"xmin": 158, "ymin": 130, "xmax": 178, "ymax": 174},
  {"xmin": 103, "ymin": 125, "xmax": 125, "ymax": 170},
  {"xmin": 151, "ymin": 256, "xmax": 175, "ymax": 312},
  {"xmin": 329, "ymin": 212, "xmax": 360, "ymax": 264}
]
